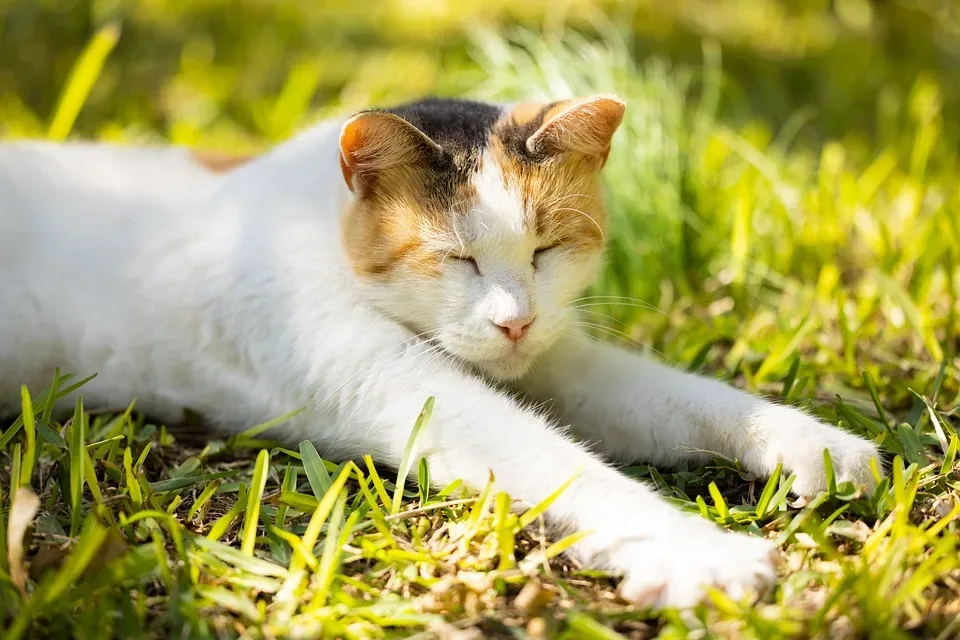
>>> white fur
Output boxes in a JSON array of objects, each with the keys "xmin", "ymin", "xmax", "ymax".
[{"xmin": 0, "ymin": 121, "xmax": 880, "ymax": 608}]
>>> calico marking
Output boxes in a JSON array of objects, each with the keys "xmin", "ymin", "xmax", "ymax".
[{"xmin": 339, "ymin": 95, "xmax": 624, "ymax": 279}]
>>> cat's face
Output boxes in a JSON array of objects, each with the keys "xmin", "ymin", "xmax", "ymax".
[{"xmin": 339, "ymin": 96, "xmax": 624, "ymax": 380}]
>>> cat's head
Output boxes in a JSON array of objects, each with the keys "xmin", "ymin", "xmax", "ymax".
[{"xmin": 339, "ymin": 95, "xmax": 624, "ymax": 380}]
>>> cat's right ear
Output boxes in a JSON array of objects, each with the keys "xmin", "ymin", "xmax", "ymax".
[{"xmin": 339, "ymin": 112, "xmax": 442, "ymax": 194}]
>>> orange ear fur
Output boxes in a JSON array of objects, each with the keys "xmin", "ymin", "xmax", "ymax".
[
  {"xmin": 339, "ymin": 112, "xmax": 442, "ymax": 192},
  {"xmin": 526, "ymin": 94, "xmax": 626, "ymax": 164}
]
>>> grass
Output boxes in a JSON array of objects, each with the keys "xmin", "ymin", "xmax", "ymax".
[{"xmin": 2, "ymin": 21, "xmax": 960, "ymax": 640}]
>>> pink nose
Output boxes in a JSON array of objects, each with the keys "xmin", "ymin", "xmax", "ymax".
[{"xmin": 494, "ymin": 316, "xmax": 535, "ymax": 342}]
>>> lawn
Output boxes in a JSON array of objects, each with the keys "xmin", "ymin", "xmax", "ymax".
[{"xmin": 1, "ymin": 2, "xmax": 959, "ymax": 638}]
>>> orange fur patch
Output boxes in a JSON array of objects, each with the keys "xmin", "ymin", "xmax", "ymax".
[
  {"xmin": 190, "ymin": 150, "xmax": 255, "ymax": 174},
  {"xmin": 340, "ymin": 111, "xmax": 470, "ymax": 278},
  {"xmin": 341, "ymin": 167, "xmax": 476, "ymax": 279},
  {"xmin": 527, "ymin": 95, "xmax": 625, "ymax": 160},
  {"xmin": 490, "ymin": 104, "xmax": 611, "ymax": 257},
  {"xmin": 340, "ymin": 96, "xmax": 624, "ymax": 279}
]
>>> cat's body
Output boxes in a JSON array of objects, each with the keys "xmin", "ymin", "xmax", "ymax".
[{"xmin": 0, "ymin": 96, "xmax": 880, "ymax": 607}]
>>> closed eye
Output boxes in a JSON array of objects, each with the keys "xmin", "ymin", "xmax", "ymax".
[
  {"xmin": 453, "ymin": 255, "xmax": 481, "ymax": 275},
  {"xmin": 532, "ymin": 243, "xmax": 560, "ymax": 267}
]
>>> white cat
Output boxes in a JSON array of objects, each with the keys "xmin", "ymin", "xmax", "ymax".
[{"xmin": 0, "ymin": 95, "xmax": 880, "ymax": 608}]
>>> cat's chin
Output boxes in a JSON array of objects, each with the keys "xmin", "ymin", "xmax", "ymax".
[{"xmin": 467, "ymin": 352, "xmax": 537, "ymax": 381}]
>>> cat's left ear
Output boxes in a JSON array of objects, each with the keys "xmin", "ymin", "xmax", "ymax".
[
  {"xmin": 339, "ymin": 111, "xmax": 442, "ymax": 194},
  {"xmin": 526, "ymin": 94, "xmax": 626, "ymax": 166}
]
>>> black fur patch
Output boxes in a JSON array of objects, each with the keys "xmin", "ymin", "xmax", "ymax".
[
  {"xmin": 494, "ymin": 102, "xmax": 560, "ymax": 163},
  {"xmin": 385, "ymin": 97, "xmax": 503, "ymax": 159},
  {"xmin": 378, "ymin": 97, "xmax": 503, "ymax": 202}
]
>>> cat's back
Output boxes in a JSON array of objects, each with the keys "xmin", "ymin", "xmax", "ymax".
[
  {"xmin": 0, "ymin": 122, "xmax": 354, "ymax": 418},
  {"xmin": 0, "ymin": 140, "xmax": 221, "ymax": 197},
  {"xmin": 0, "ymin": 140, "xmax": 221, "ymax": 240},
  {"xmin": 0, "ymin": 140, "xmax": 233, "ymax": 287},
  {"xmin": 0, "ymin": 141, "xmax": 216, "ymax": 412}
]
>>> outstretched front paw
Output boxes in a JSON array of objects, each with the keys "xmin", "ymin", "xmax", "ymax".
[
  {"xmin": 612, "ymin": 521, "xmax": 778, "ymax": 609},
  {"xmin": 757, "ymin": 407, "xmax": 881, "ymax": 497}
]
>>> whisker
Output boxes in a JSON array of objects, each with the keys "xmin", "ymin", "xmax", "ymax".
[
  {"xmin": 543, "ymin": 192, "xmax": 597, "ymax": 207},
  {"xmin": 551, "ymin": 207, "xmax": 605, "ymax": 242},
  {"xmin": 571, "ymin": 321, "xmax": 652, "ymax": 351},
  {"xmin": 572, "ymin": 302, "xmax": 667, "ymax": 317},
  {"xmin": 570, "ymin": 294, "xmax": 660, "ymax": 304},
  {"xmin": 574, "ymin": 308, "xmax": 627, "ymax": 326},
  {"xmin": 572, "ymin": 322, "xmax": 673, "ymax": 363}
]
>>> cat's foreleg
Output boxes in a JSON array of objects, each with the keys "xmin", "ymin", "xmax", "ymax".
[
  {"xmin": 521, "ymin": 331, "xmax": 880, "ymax": 496},
  {"xmin": 308, "ymin": 337, "xmax": 775, "ymax": 608}
]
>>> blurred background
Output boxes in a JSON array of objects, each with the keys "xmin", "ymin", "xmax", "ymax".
[
  {"xmin": 2, "ymin": 0, "xmax": 958, "ymax": 148},
  {"xmin": 1, "ymin": 0, "xmax": 958, "ymax": 400}
]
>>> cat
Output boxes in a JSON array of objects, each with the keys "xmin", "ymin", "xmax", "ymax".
[{"xmin": 0, "ymin": 95, "xmax": 881, "ymax": 608}]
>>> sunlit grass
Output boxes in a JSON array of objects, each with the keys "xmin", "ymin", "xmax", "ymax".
[{"xmin": 1, "ymin": 24, "xmax": 959, "ymax": 640}]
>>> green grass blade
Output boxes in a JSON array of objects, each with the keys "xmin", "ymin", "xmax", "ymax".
[
  {"xmin": 207, "ymin": 485, "xmax": 249, "ymax": 542},
  {"xmin": 467, "ymin": 471, "xmax": 496, "ymax": 529},
  {"xmin": 309, "ymin": 488, "xmax": 348, "ymax": 608},
  {"xmin": 233, "ymin": 407, "xmax": 305, "ymax": 443},
  {"xmin": 9, "ymin": 444, "xmax": 21, "ymax": 504},
  {"xmin": 69, "ymin": 397, "xmax": 86, "ymax": 537},
  {"xmin": 275, "ymin": 464, "xmax": 296, "ymax": 529},
  {"xmin": 518, "ymin": 471, "xmax": 579, "ymax": 530},
  {"xmin": 82, "ymin": 448, "xmax": 106, "ymax": 508},
  {"xmin": 418, "ymin": 457, "xmax": 430, "ymax": 505},
  {"xmin": 823, "ymin": 449, "xmax": 837, "ymax": 496},
  {"xmin": 896, "ymin": 423, "xmax": 928, "ymax": 466},
  {"xmin": 768, "ymin": 474, "xmax": 798, "ymax": 514},
  {"xmin": 287, "ymin": 464, "xmax": 355, "ymax": 574},
  {"xmin": 941, "ymin": 434, "xmax": 958, "ymax": 476},
  {"xmin": 862, "ymin": 371, "xmax": 891, "ymax": 430},
  {"xmin": 910, "ymin": 389, "xmax": 954, "ymax": 453},
  {"xmin": 47, "ymin": 24, "xmax": 120, "ymax": 141},
  {"xmin": 241, "ymin": 449, "xmax": 270, "ymax": 556},
  {"xmin": 37, "ymin": 370, "xmax": 66, "ymax": 447},
  {"xmin": 133, "ymin": 442, "xmax": 153, "ymax": 471},
  {"xmin": 755, "ymin": 462, "xmax": 783, "ymax": 518},
  {"xmin": 123, "ymin": 447, "xmax": 143, "ymax": 510},
  {"xmin": 299, "ymin": 440, "xmax": 332, "ymax": 502},
  {"xmin": 278, "ymin": 490, "xmax": 318, "ymax": 512},
  {"xmin": 566, "ymin": 611, "xmax": 628, "ymax": 639},
  {"xmin": 197, "ymin": 586, "xmax": 263, "ymax": 623},
  {"xmin": 0, "ymin": 476, "xmax": 7, "ymax": 574},
  {"xmin": 356, "ymin": 476, "xmax": 399, "ymax": 549},
  {"xmin": 38, "ymin": 518, "xmax": 109, "ymax": 605},
  {"xmin": 18, "ymin": 387, "xmax": 36, "ymax": 489},
  {"xmin": 781, "ymin": 357, "xmax": 801, "ymax": 400},
  {"xmin": 494, "ymin": 491, "xmax": 515, "ymax": 570},
  {"xmin": 148, "ymin": 470, "xmax": 236, "ymax": 493},
  {"xmin": 192, "ymin": 535, "xmax": 287, "ymax": 578},
  {"xmin": 364, "ymin": 455, "xmax": 392, "ymax": 508},
  {"xmin": 708, "ymin": 481, "xmax": 729, "ymax": 519},
  {"xmin": 187, "ymin": 480, "xmax": 221, "ymax": 522},
  {"xmin": 392, "ymin": 396, "xmax": 434, "ymax": 515}
]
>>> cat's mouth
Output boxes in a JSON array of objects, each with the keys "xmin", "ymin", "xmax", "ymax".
[{"xmin": 427, "ymin": 323, "xmax": 554, "ymax": 380}]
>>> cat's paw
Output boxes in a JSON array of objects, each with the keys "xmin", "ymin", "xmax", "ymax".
[
  {"xmin": 612, "ymin": 524, "xmax": 778, "ymax": 609},
  {"xmin": 759, "ymin": 408, "xmax": 881, "ymax": 496}
]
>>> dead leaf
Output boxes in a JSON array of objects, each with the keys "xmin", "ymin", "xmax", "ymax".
[{"xmin": 8, "ymin": 487, "xmax": 41, "ymax": 595}]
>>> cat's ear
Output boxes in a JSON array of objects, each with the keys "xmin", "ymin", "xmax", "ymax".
[
  {"xmin": 339, "ymin": 112, "xmax": 442, "ymax": 193},
  {"xmin": 526, "ymin": 94, "xmax": 625, "ymax": 165}
]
